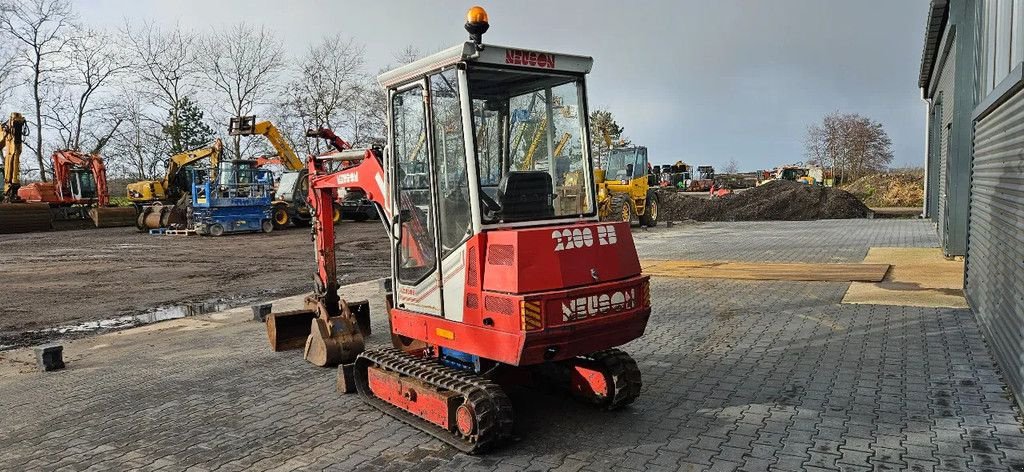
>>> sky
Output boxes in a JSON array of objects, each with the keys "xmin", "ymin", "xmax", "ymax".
[{"xmin": 76, "ymin": 0, "xmax": 932, "ymax": 171}]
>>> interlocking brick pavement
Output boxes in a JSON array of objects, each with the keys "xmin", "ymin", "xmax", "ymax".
[{"xmin": 1, "ymin": 219, "xmax": 1022, "ymax": 471}]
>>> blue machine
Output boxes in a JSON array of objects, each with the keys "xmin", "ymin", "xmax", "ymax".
[{"xmin": 189, "ymin": 161, "xmax": 274, "ymax": 236}]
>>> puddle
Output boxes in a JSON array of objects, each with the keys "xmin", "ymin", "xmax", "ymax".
[{"xmin": 0, "ymin": 296, "xmax": 266, "ymax": 351}]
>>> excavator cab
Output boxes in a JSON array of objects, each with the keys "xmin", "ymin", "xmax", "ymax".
[{"xmin": 66, "ymin": 168, "xmax": 98, "ymax": 201}]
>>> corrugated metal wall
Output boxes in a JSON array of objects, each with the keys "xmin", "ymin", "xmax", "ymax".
[
  {"xmin": 967, "ymin": 86, "xmax": 1024, "ymax": 404},
  {"xmin": 927, "ymin": 103, "xmax": 943, "ymax": 221},
  {"xmin": 936, "ymin": 48, "xmax": 956, "ymax": 236}
]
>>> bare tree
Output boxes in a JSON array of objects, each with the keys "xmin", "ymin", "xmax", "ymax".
[
  {"xmin": 721, "ymin": 158, "xmax": 739, "ymax": 174},
  {"xmin": 804, "ymin": 111, "xmax": 893, "ymax": 184},
  {"xmin": 45, "ymin": 28, "xmax": 131, "ymax": 151},
  {"xmin": 201, "ymin": 23, "xmax": 284, "ymax": 157},
  {"xmin": 0, "ymin": 36, "xmax": 20, "ymax": 110},
  {"xmin": 122, "ymin": 21, "xmax": 201, "ymax": 154},
  {"xmin": 281, "ymin": 34, "xmax": 365, "ymax": 154},
  {"xmin": 105, "ymin": 88, "xmax": 166, "ymax": 179},
  {"xmin": 0, "ymin": 0, "xmax": 76, "ymax": 181},
  {"xmin": 394, "ymin": 45, "xmax": 422, "ymax": 64}
]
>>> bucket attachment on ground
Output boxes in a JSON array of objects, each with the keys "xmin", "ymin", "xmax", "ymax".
[
  {"xmin": 265, "ymin": 297, "xmax": 369, "ymax": 367},
  {"xmin": 89, "ymin": 207, "xmax": 138, "ymax": 228},
  {"xmin": 266, "ymin": 309, "xmax": 317, "ymax": 351},
  {"xmin": 0, "ymin": 203, "xmax": 53, "ymax": 234}
]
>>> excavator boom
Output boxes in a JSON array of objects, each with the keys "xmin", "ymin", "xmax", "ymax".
[
  {"xmin": 127, "ymin": 139, "xmax": 223, "ymax": 203},
  {"xmin": 1, "ymin": 112, "xmax": 27, "ymax": 203},
  {"xmin": 0, "ymin": 112, "xmax": 52, "ymax": 234},
  {"xmin": 229, "ymin": 116, "xmax": 304, "ymax": 171}
]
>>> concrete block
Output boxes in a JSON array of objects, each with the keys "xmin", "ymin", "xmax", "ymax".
[
  {"xmin": 337, "ymin": 363, "xmax": 356, "ymax": 394},
  {"xmin": 251, "ymin": 303, "xmax": 272, "ymax": 322},
  {"xmin": 33, "ymin": 344, "xmax": 64, "ymax": 371}
]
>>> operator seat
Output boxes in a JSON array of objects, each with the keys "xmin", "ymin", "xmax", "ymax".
[{"xmin": 496, "ymin": 171, "xmax": 555, "ymax": 221}]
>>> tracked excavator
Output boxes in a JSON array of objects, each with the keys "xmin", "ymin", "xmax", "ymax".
[
  {"xmin": 229, "ymin": 116, "xmax": 372, "ymax": 228},
  {"xmin": 128, "ymin": 139, "xmax": 223, "ymax": 230},
  {"xmin": 17, "ymin": 150, "xmax": 137, "ymax": 227},
  {"xmin": 265, "ymin": 7, "xmax": 650, "ymax": 453},
  {"xmin": 0, "ymin": 112, "xmax": 53, "ymax": 233}
]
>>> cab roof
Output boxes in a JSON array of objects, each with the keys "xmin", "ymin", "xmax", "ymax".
[{"xmin": 377, "ymin": 42, "xmax": 594, "ymax": 89}]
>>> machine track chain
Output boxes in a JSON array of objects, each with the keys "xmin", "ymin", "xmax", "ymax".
[
  {"xmin": 585, "ymin": 348, "xmax": 642, "ymax": 410},
  {"xmin": 353, "ymin": 348, "xmax": 514, "ymax": 454}
]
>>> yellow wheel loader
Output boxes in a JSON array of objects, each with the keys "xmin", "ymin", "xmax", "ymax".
[{"xmin": 596, "ymin": 146, "xmax": 659, "ymax": 226}]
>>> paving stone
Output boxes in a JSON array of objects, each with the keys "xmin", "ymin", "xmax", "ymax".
[{"xmin": 1, "ymin": 220, "xmax": 1023, "ymax": 471}]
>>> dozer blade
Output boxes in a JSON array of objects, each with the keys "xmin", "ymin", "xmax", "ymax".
[
  {"xmin": 0, "ymin": 203, "xmax": 53, "ymax": 234},
  {"xmin": 89, "ymin": 207, "xmax": 138, "ymax": 228},
  {"xmin": 265, "ymin": 309, "xmax": 317, "ymax": 351}
]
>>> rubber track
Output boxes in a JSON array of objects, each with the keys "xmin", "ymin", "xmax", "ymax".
[
  {"xmin": 354, "ymin": 348, "xmax": 513, "ymax": 454},
  {"xmin": 584, "ymin": 348, "xmax": 643, "ymax": 410}
]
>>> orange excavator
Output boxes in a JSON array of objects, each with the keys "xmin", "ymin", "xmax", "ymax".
[{"xmin": 18, "ymin": 150, "xmax": 137, "ymax": 227}]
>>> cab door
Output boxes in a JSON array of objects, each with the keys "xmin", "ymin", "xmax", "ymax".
[{"xmin": 390, "ymin": 81, "xmax": 442, "ymax": 316}]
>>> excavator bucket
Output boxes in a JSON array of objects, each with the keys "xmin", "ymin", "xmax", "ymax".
[
  {"xmin": 266, "ymin": 309, "xmax": 317, "ymax": 351},
  {"xmin": 0, "ymin": 203, "xmax": 53, "ymax": 234},
  {"xmin": 89, "ymin": 207, "xmax": 138, "ymax": 228},
  {"xmin": 265, "ymin": 298, "xmax": 370, "ymax": 367}
]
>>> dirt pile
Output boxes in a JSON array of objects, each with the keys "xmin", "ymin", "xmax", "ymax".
[
  {"xmin": 657, "ymin": 180, "xmax": 869, "ymax": 222},
  {"xmin": 842, "ymin": 171, "xmax": 924, "ymax": 207}
]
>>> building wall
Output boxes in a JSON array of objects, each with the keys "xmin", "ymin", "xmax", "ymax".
[
  {"xmin": 935, "ymin": 41, "xmax": 957, "ymax": 237},
  {"xmin": 968, "ymin": 85, "xmax": 1024, "ymax": 406}
]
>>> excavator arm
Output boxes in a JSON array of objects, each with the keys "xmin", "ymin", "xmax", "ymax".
[
  {"xmin": 1, "ymin": 113, "xmax": 27, "ymax": 203},
  {"xmin": 307, "ymin": 148, "xmax": 388, "ymax": 306},
  {"xmin": 229, "ymin": 117, "xmax": 304, "ymax": 171},
  {"xmin": 264, "ymin": 144, "xmax": 386, "ymax": 366},
  {"xmin": 164, "ymin": 139, "xmax": 224, "ymax": 192}
]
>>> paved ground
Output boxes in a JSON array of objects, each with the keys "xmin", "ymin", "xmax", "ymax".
[{"xmin": 2, "ymin": 219, "xmax": 1023, "ymax": 472}]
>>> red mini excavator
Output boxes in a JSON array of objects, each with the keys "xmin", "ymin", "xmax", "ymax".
[
  {"xmin": 18, "ymin": 150, "xmax": 137, "ymax": 227},
  {"xmin": 266, "ymin": 7, "xmax": 651, "ymax": 453}
]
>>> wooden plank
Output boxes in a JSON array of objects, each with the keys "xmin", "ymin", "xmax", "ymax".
[
  {"xmin": 640, "ymin": 260, "xmax": 891, "ymax": 282},
  {"xmin": 842, "ymin": 247, "xmax": 967, "ymax": 308}
]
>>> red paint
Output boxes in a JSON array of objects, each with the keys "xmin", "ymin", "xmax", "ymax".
[
  {"xmin": 367, "ymin": 366, "xmax": 458, "ymax": 429},
  {"xmin": 389, "ymin": 274, "xmax": 650, "ymax": 366},
  {"xmin": 391, "ymin": 307, "xmax": 525, "ymax": 365},
  {"xmin": 482, "ymin": 222, "xmax": 640, "ymax": 294},
  {"xmin": 571, "ymin": 364, "xmax": 609, "ymax": 400}
]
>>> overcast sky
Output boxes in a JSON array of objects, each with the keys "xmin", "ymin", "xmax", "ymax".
[{"xmin": 77, "ymin": 0, "xmax": 931, "ymax": 171}]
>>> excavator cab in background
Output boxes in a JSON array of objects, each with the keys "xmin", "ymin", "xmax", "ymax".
[
  {"xmin": 596, "ymin": 145, "xmax": 659, "ymax": 226},
  {"xmin": 265, "ymin": 7, "xmax": 650, "ymax": 454}
]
